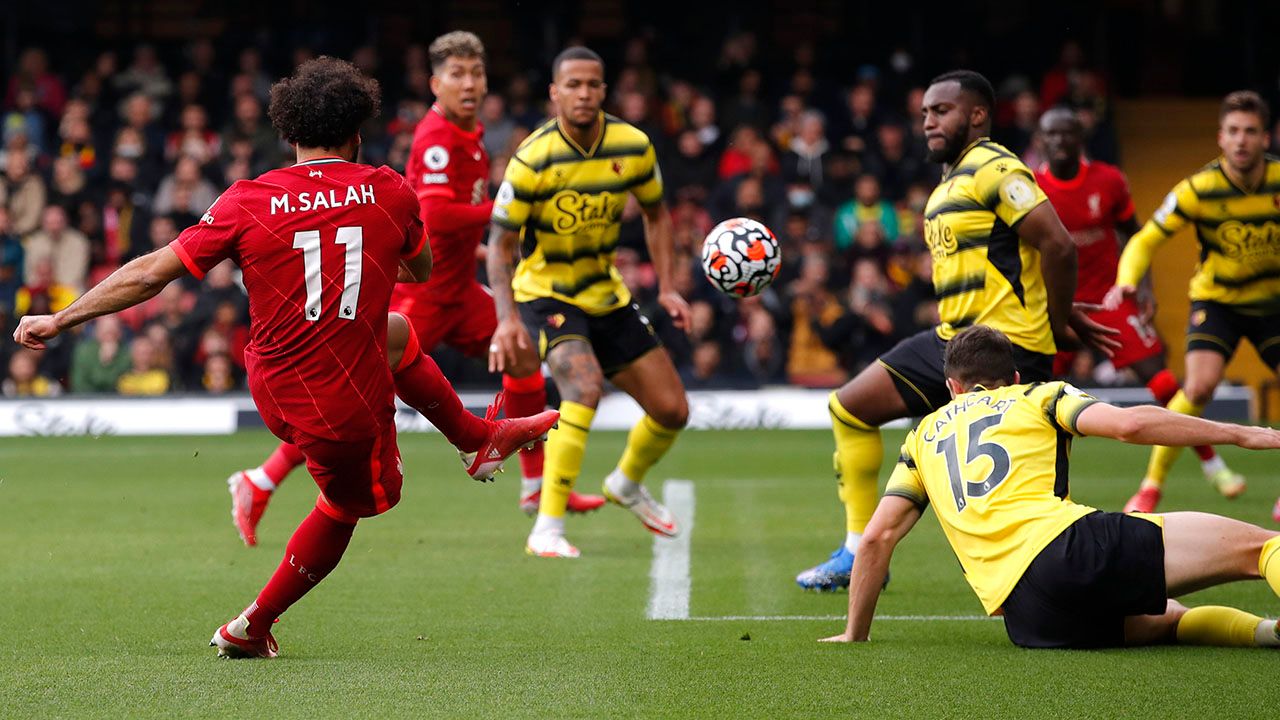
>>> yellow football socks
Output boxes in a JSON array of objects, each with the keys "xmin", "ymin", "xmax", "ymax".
[
  {"xmin": 1142, "ymin": 391, "xmax": 1204, "ymax": 488},
  {"xmin": 539, "ymin": 401, "xmax": 595, "ymax": 519},
  {"xmin": 1260, "ymin": 535, "xmax": 1280, "ymax": 598},
  {"xmin": 1176, "ymin": 606, "xmax": 1271, "ymax": 647},
  {"xmin": 829, "ymin": 393, "xmax": 881, "ymax": 535},
  {"xmin": 618, "ymin": 414, "xmax": 681, "ymax": 485}
]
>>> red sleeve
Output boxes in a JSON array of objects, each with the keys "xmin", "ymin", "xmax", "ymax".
[
  {"xmin": 168, "ymin": 183, "xmax": 243, "ymax": 280},
  {"xmin": 1111, "ymin": 167, "xmax": 1136, "ymax": 222},
  {"xmin": 421, "ymin": 195, "xmax": 495, "ymax": 236}
]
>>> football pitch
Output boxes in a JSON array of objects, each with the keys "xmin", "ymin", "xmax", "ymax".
[{"xmin": 3, "ymin": 428, "xmax": 1280, "ymax": 718}]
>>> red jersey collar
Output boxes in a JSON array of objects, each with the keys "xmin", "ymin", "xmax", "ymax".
[
  {"xmin": 1038, "ymin": 158, "xmax": 1091, "ymax": 191},
  {"xmin": 430, "ymin": 104, "xmax": 483, "ymax": 139},
  {"xmin": 293, "ymin": 156, "xmax": 349, "ymax": 167}
]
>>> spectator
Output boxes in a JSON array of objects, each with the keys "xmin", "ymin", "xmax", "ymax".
[
  {"xmin": 781, "ymin": 110, "xmax": 831, "ymax": 195},
  {"xmin": 479, "ymin": 95, "xmax": 516, "ymax": 159},
  {"xmin": 862, "ymin": 123, "xmax": 931, "ymax": 202},
  {"xmin": 69, "ymin": 316, "xmax": 132, "ymax": 393},
  {"xmin": 4, "ymin": 151, "xmax": 46, "ymax": 237},
  {"xmin": 835, "ymin": 84, "xmax": 882, "ymax": 155},
  {"xmin": 25, "ymin": 205, "xmax": 91, "ymax": 291},
  {"xmin": 202, "ymin": 352, "xmax": 238, "ymax": 393},
  {"xmin": 47, "ymin": 156, "xmax": 90, "ymax": 215},
  {"xmin": 681, "ymin": 340, "xmax": 732, "ymax": 389},
  {"xmin": 739, "ymin": 298, "xmax": 785, "ymax": 384},
  {"xmin": 4, "ymin": 83, "xmax": 47, "ymax": 156},
  {"xmin": 153, "ymin": 155, "xmax": 218, "ymax": 217},
  {"xmin": 721, "ymin": 68, "xmax": 767, "ymax": 132},
  {"xmin": 665, "ymin": 130, "xmax": 718, "ymax": 195},
  {"xmin": 3, "ymin": 348, "xmax": 61, "ymax": 397},
  {"xmin": 784, "ymin": 253, "xmax": 846, "ymax": 387},
  {"xmin": 221, "ymin": 94, "xmax": 277, "ymax": 170},
  {"xmin": 165, "ymin": 104, "xmax": 220, "ymax": 165},
  {"xmin": 997, "ymin": 89, "xmax": 1040, "ymax": 158},
  {"xmin": 5, "ymin": 48, "xmax": 67, "ymax": 117},
  {"xmin": 688, "ymin": 96, "xmax": 722, "ymax": 153},
  {"xmin": 15, "ymin": 258, "xmax": 78, "ymax": 316},
  {"xmin": 770, "ymin": 94, "xmax": 806, "ymax": 151},
  {"xmin": 115, "ymin": 45, "xmax": 172, "ymax": 103},
  {"xmin": 116, "ymin": 336, "xmax": 170, "ymax": 395},
  {"xmin": 55, "ymin": 107, "xmax": 101, "ymax": 179},
  {"xmin": 833, "ymin": 174, "xmax": 899, "ymax": 251}
]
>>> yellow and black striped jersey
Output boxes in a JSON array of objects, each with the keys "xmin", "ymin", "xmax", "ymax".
[
  {"xmin": 491, "ymin": 112, "xmax": 664, "ymax": 314},
  {"xmin": 924, "ymin": 139, "xmax": 1055, "ymax": 354},
  {"xmin": 1117, "ymin": 155, "xmax": 1280, "ymax": 313},
  {"xmin": 885, "ymin": 381, "xmax": 1100, "ymax": 614}
]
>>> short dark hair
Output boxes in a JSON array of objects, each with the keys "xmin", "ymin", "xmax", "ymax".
[
  {"xmin": 943, "ymin": 325, "xmax": 1017, "ymax": 390},
  {"xmin": 268, "ymin": 56, "xmax": 381, "ymax": 149},
  {"xmin": 429, "ymin": 31, "xmax": 485, "ymax": 73},
  {"xmin": 929, "ymin": 69, "xmax": 996, "ymax": 112},
  {"xmin": 1220, "ymin": 90, "xmax": 1271, "ymax": 128},
  {"xmin": 552, "ymin": 46, "xmax": 604, "ymax": 79}
]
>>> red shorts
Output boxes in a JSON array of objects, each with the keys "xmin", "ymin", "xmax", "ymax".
[
  {"xmin": 260, "ymin": 411, "xmax": 403, "ymax": 520},
  {"xmin": 1054, "ymin": 297, "xmax": 1164, "ymax": 375},
  {"xmin": 391, "ymin": 282, "xmax": 497, "ymax": 359}
]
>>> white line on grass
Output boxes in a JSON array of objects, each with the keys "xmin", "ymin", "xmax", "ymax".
[
  {"xmin": 646, "ymin": 479, "xmax": 695, "ymax": 620},
  {"xmin": 674, "ymin": 615, "xmax": 997, "ymax": 622}
]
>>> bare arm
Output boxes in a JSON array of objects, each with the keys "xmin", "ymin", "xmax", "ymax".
[
  {"xmin": 401, "ymin": 236, "xmax": 433, "ymax": 283},
  {"xmin": 820, "ymin": 495, "xmax": 923, "ymax": 643},
  {"xmin": 14, "ymin": 247, "xmax": 188, "ymax": 349},
  {"xmin": 1075, "ymin": 402, "xmax": 1280, "ymax": 450},
  {"xmin": 486, "ymin": 223, "xmax": 532, "ymax": 373},
  {"xmin": 639, "ymin": 202, "xmax": 691, "ymax": 332}
]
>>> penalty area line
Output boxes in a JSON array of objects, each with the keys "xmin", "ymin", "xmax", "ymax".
[{"xmin": 645, "ymin": 479, "xmax": 695, "ymax": 620}]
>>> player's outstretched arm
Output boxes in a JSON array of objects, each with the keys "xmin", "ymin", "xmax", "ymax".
[
  {"xmin": 1075, "ymin": 401, "xmax": 1280, "ymax": 450},
  {"xmin": 638, "ymin": 202, "xmax": 690, "ymax": 332},
  {"xmin": 13, "ymin": 247, "xmax": 188, "ymax": 350},
  {"xmin": 820, "ymin": 495, "xmax": 922, "ymax": 643},
  {"xmin": 485, "ymin": 224, "xmax": 531, "ymax": 373}
]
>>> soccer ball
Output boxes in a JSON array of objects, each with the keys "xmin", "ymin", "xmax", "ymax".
[{"xmin": 700, "ymin": 217, "xmax": 782, "ymax": 298}]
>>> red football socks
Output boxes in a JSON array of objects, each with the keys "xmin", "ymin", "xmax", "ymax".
[
  {"xmin": 243, "ymin": 502, "xmax": 357, "ymax": 637},
  {"xmin": 503, "ymin": 372, "xmax": 547, "ymax": 479},
  {"xmin": 394, "ymin": 343, "xmax": 490, "ymax": 454},
  {"xmin": 263, "ymin": 443, "xmax": 307, "ymax": 485},
  {"xmin": 1147, "ymin": 369, "xmax": 1215, "ymax": 461}
]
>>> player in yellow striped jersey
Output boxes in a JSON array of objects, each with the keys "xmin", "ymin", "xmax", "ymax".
[
  {"xmin": 487, "ymin": 47, "xmax": 692, "ymax": 558},
  {"xmin": 797, "ymin": 70, "xmax": 1119, "ymax": 590},
  {"xmin": 819, "ymin": 326, "xmax": 1280, "ymax": 649},
  {"xmin": 1105, "ymin": 91, "xmax": 1280, "ymax": 516}
]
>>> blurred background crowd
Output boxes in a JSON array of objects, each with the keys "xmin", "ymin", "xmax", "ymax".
[{"xmin": 1, "ymin": 1, "xmax": 1276, "ymax": 397}]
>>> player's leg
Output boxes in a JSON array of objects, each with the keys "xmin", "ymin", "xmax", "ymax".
[
  {"xmin": 605, "ymin": 346, "xmax": 689, "ymax": 537},
  {"xmin": 798, "ymin": 331, "xmax": 937, "ymax": 591},
  {"xmin": 1128, "ymin": 352, "xmax": 1242, "ymax": 497},
  {"xmin": 389, "ymin": 312, "xmax": 559, "ymax": 481},
  {"xmin": 527, "ymin": 337, "xmax": 604, "ymax": 557},
  {"xmin": 1120, "ymin": 511, "xmax": 1280, "ymax": 648},
  {"xmin": 454, "ymin": 284, "xmax": 603, "ymax": 515},
  {"xmin": 227, "ymin": 442, "xmax": 307, "ymax": 546},
  {"xmin": 213, "ymin": 428, "xmax": 402, "ymax": 658}
]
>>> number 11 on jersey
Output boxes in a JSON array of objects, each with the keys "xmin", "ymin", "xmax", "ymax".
[{"xmin": 292, "ymin": 226, "xmax": 363, "ymax": 321}]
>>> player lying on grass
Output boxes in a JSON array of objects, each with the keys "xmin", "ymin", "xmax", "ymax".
[
  {"xmin": 820, "ymin": 325, "xmax": 1280, "ymax": 649},
  {"xmin": 13, "ymin": 57, "xmax": 558, "ymax": 659}
]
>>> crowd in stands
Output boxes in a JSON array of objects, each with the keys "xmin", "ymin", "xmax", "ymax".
[{"xmin": 0, "ymin": 33, "xmax": 1120, "ymax": 397}]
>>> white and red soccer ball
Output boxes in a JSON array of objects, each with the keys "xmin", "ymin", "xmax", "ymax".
[{"xmin": 700, "ymin": 217, "xmax": 782, "ymax": 298}]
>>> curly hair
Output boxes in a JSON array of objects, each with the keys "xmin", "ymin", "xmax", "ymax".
[{"xmin": 267, "ymin": 56, "xmax": 381, "ymax": 149}]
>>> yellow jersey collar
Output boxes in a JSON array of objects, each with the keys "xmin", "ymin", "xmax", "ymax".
[{"xmin": 556, "ymin": 112, "xmax": 606, "ymax": 158}]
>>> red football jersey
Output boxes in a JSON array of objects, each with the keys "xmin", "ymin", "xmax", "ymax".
[
  {"xmin": 1035, "ymin": 159, "xmax": 1136, "ymax": 304},
  {"xmin": 403, "ymin": 105, "xmax": 493, "ymax": 303},
  {"xmin": 170, "ymin": 157, "xmax": 426, "ymax": 440}
]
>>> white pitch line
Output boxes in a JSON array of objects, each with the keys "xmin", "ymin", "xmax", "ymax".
[
  {"xmin": 673, "ymin": 615, "xmax": 997, "ymax": 622},
  {"xmin": 645, "ymin": 479, "xmax": 695, "ymax": 620}
]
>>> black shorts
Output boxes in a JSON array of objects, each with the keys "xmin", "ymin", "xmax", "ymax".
[
  {"xmin": 1186, "ymin": 300, "xmax": 1280, "ymax": 367},
  {"xmin": 519, "ymin": 297, "xmax": 660, "ymax": 377},
  {"xmin": 1001, "ymin": 511, "xmax": 1167, "ymax": 649},
  {"xmin": 878, "ymin": 329, "xmax": 1055, "ymax": 416}
]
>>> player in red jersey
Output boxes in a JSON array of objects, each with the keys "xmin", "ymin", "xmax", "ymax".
[
  {"xmin": 226, "ymin": 32, "xmax": 602, "ymax": 546},
  {"xmin": 13, "ymin": 58, "xmax": 557, "ymax": 658},
  {"xmin": 1035, "ymin": 108, "xmax": 1241, "ymax": 513}
]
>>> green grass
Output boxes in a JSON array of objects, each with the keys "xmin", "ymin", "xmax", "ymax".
[{"xmin": 2, "ymin": 429, "xmax": 1280, "ymax": 718}]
